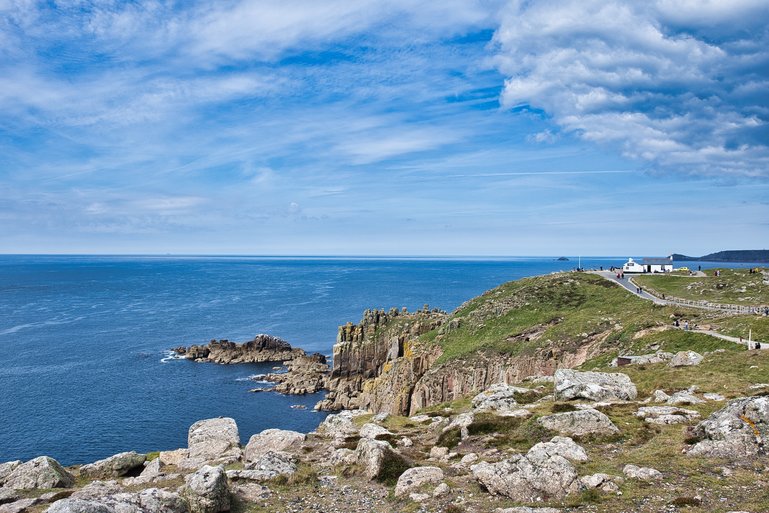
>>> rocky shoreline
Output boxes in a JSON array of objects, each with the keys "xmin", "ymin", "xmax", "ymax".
[{"xmin": 1, "ymin": 367, "xmax": 767, "ymax": 513}]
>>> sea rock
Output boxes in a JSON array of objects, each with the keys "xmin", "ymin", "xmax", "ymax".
[
  {"xmin": 181, "ymin": 465, "xmax": 230, "ymax": 513},
  {"xmin": 241, "ymin": 451, "xmax": 297, "ymax": 480},
  {"xmin": 359, "ymin": 423, "xmax": 393, "ymax": 439},
  {"xmin": 429, "ymin": 447, "xmax": 449, "ymax": 460},
  {"xmin": 139, "ymin": 458, "xmax": 163, "ymax": 479},
  {"xmin": 650, "ymin": 390, "xmax": 671, "ymax": 403},
  {"xmin": 472, "ymin": 384, "xmax": 529, "ymax": 414},
  {"xmin": 394, "ymin": 466, "xmax": 444, "ymax": 497},
  {"xmin": 669, "ymin": 351, "xmax": 704, "ymax": 367},
  {"xmin": 354, "ymin": 438, "xmax": 409, "ymax": 481},
  {"xmin": 554, "ymin": 369, "xmax": 637, "ymax": 402},
  {"xmin": 687, "ymin": 396, "xmax": 769, "ymax": 458},
  {"xmin": 623, "ymin": 464, "xmax": 662, "ymax": 481},
  {"xmin": 79, "ymin": 451, "xmax": 146, "ymax": 478},
  {"xmin": 187, "ymin": 418, "xmax": 242, "ymax": 464},
  {"xmin": 636, "ymin": 406, "xmax": 701, "ymax": 425},
  {"xmin": 265, "ymin": 353, "xmax": 329, "ymax": 394},
  {"xmin": 4, "ymin": 456, "xmax": 74, "ymax": 490},
  {"xmin": 471, "ymin": 436, "xmax": 586, "ymax": 501},
  {"xmin": 0, "ymin": 461, "xmax": 21, "ymax": 485},
  {"xmin": 537, "ymin": 408, "xmax": 619, "ymax": 436},
  {"xmin": 244, "ymin": 429, "xmax": 305, "ymax": 462},
  {"xmin": 176, "ymin": 334, "xmax": 303, "ymax": 364}
]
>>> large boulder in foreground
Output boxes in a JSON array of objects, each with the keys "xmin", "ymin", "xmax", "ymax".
[
  {"xmin": 4, "ymin": 456, "xmax": 74, "ymax": 490},
  {"xmin": 394, "ymin": 466, "xmax": 444, "ymax": 497},
  {"xmin": 471, "ymin": 436, "xmax": 586, "ymax": 501},
  {"xmin": 354, "ymin": 438, "xmax": 410, "ymax": 481},
  {"xmin": 47, "ymin": 487, "xmax": 188, "ymax": 513},
  {"xmin": 79, "ymin": 451, "xmax": 146, "ymax": 478},
  {"xmin": 537, "ymin": 408, "xmax": 619, "ymax": 436},
  {"xmin": 188, "ymin": 418, "xmax": 242, "ymax": 464},
  {"xmin": 687, "ymin": 396, "xmax": 769, "ymax": 458},
  {"xmin": 555, "ymin": 369, "xmax": 637, "ymax": 402},
  {"xmin": 244, "ymin": 429, "xmax": 305, "ymax": 462},
  {"xmin": 181, "ymin": 465, "xmax": 230, "ymax": 513}
]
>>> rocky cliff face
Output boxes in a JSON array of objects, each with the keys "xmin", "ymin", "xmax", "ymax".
[
  {"xmin": 174, "ymin": 334, "xmax": 304, "ymax": 364},
  {"xmin": 316, "ymin": 276, "xmax": 616, "ymax": 415},
  {"xmin": 315, "ymin": 306, "xmax": 447, "ymax": 412}
]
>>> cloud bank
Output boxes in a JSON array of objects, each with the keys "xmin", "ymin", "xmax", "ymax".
[{"xmin": 493, "ymin": 0, "xmax": 769, "ymax": 177}]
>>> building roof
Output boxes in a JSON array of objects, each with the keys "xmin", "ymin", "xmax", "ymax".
[{"xmin": 641, "ymin": 257, "xmax": 673, "ymax": 265}]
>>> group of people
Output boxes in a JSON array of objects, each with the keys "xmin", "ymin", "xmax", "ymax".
[{"xmin": 673, "ymin": 319, "xmax": 690, "ymax": 330}]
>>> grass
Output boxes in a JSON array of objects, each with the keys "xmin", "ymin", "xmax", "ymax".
[
  {"xmin": 634, "ymin": 267, "xmax": 769, "ymax": 305},
  {"xmin": 421, "ymin": 273, "xmax": 689, "ymax": 364}
]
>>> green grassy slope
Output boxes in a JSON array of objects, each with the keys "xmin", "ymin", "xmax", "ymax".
[{"xmin": 634, "ymin": 267, "xmax": 769, "ymax": 305}]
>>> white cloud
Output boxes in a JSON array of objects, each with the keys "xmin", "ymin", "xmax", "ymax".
[{"xmin": 493, "ymin": 0, "xmax": 769, "ymax": 177}]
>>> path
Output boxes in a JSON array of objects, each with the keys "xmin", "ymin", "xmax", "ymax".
[{"xmin": 592, "ymin": 270, "xmax": 768, "ymax": 350}]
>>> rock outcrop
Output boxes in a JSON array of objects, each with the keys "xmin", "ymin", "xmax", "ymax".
[
  {"xmin": 394, "ymin": 466, "xmax": 444, "ymax": 497},
  {"xmin": 669, "ymin": 351, "xmax": 704, "ymax": 367},
  {"xmin": 242, "ymin": 451, "xmax": 297, "ymax": 479},
  {"xmin": 636, "ymin": 406, "xmax": 701, "ymax": 425},
  {"xmin": 244, "ymin": 429, "xmax": 305, "ymax": 462},
  {"xmin": 316, "ymin": 307, "xmax": 447, "ymax": 413},
  {"xmin": 554, "ymin": 369, "xmax": 637, "ymax": 401},
  {"xmin": 687, "ymin": 396, "xmax": 769, "ymax": 458},
  {"xmin": 174, "ymin": 334, "xmax": 303, "ymax": 364},
  {"xmin": 537, "ymin": 408, "xmax": 620, "ymax": 436},
  {"xmin": 354, "ymin": 438, "xmax": 410, "ymax": 481},
  {"xmin": 3, "ymin": 456, "xmax": 74, "ymax": 490},
  {"xmin": 471, "ymin": 384, "xmax": 530, "ymax": 414},
  {"xmin": 79, "ymin": 452, "xmax": 146, "ymax": 479},
  {"xmin": 265, "ymin": 353, "xmax": 329, "ymax": 394},
  {"xmin": 471, "ymin": 437, "xmax": 587, "ymax": 501},
  {"xmin": 187, "ymin": 417, "xmax": 242, "ymax": 465},
  {"xmin": 181, "ymin": 465, "xmax": 231, "ymax": 513}
]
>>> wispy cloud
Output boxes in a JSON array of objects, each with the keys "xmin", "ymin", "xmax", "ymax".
[{"xmin": 492, "ymin": 0, "xmax": 769, "ymax": 177}]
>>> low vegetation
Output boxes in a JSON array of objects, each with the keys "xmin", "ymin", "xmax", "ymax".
[{"xmin": 634, "ymin": 267, "xmax": 769, "ymax": 305}]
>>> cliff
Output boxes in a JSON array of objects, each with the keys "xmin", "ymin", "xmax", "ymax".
[
  {"xmin": 174, "ymin": 334, "xmax": 304, "ymax": 364},
  {"xmin": 316, "ymin": 272, "xmax": 706, "ymax": 415},
  {"xmin": 315, "ymin": 306, "xmax": 447, "ymax": 411}
]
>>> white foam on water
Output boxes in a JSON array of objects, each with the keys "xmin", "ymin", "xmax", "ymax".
[{"xmin": 160, "ymin": 350, "xmax": 184, "ymax": 363}]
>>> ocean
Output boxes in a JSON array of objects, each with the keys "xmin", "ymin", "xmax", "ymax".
[{"xmin": 0, "ymin": 255, "xmax": 749, "ymax": 465}]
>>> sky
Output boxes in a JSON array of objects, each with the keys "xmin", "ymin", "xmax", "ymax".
[{"xmin": 1, "ymin": 0, "xmax": 768, "ymax": 256}]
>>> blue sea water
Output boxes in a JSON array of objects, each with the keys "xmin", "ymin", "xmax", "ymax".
[{"xmin": 0, "ymin": 255, "xmax": 754, "ymax": 465}]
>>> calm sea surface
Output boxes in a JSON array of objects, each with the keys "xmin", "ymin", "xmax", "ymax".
[{"xmin": 0, "ymin": 255, "xmax": 751, "ymax": 465}]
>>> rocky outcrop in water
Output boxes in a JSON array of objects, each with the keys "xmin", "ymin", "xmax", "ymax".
[
  {"xmin": 265, "ymin": 353, "xmax": 329, "ymax": 394},
  {"xmin": 174, "ymin": 334, "xmax": 303, "ymax": 364}
]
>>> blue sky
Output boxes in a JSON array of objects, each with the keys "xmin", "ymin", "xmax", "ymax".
[{"xmin": 1, "ymin": 0, "xmax": 768, "ymax": 256}]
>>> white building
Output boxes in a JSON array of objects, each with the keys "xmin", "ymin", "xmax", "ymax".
[{"xmin": 622, "ymin": 257, "xmax": 673, "ymax": 273}]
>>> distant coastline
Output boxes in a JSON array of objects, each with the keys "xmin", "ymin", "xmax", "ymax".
[{"xmin": 673, "ymin": 249, "xmax": 769, "ymax": 263}]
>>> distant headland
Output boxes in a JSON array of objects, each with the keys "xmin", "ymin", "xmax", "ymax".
[{"xmin": 673, "ymin": 249, "xmax": 769, "ymax": 263}]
